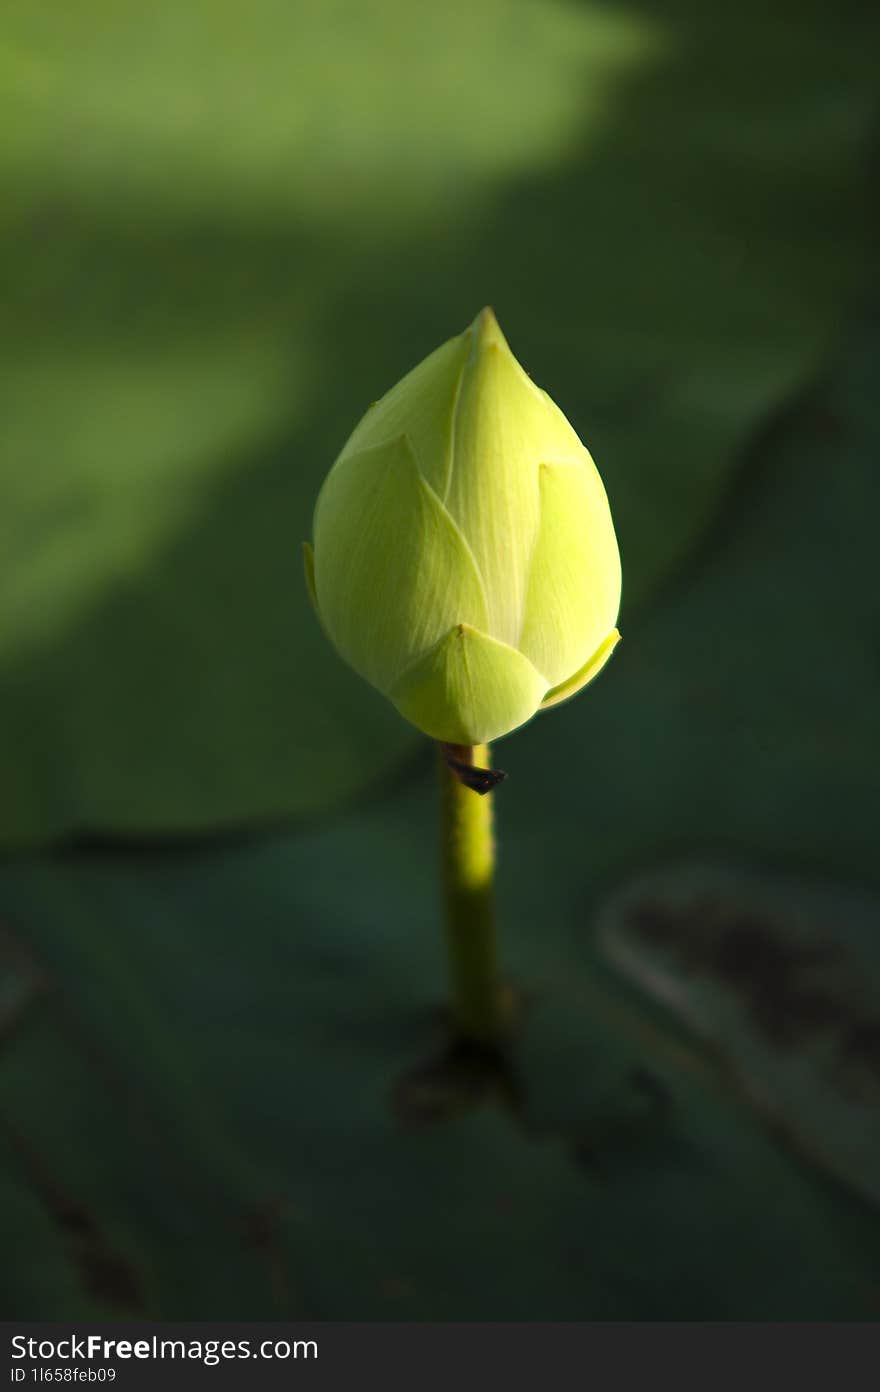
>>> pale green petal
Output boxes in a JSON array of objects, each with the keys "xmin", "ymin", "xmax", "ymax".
[
  {"xmin": 518, "ymin": 458, "xmax": 622, "ymax": 686},
  {"xmin": 312, "ymin": 434, "xmax": 488, "ymax": 690},
  {"xmin": 540, "ymin": 628, "xmax": 620, "ymax": 709},
  {"xmin": 335, "ymin": 331, "xmax": 471, "ymax": 495},
  {"xmin": 389, "ymin": 621, "xmax": 548, "ymax": 745},
  {"xmin": 446, "ymin": 308, "xmax": 588, "ymax": 645}
]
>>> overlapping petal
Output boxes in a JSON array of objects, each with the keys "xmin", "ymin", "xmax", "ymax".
[
  {"xmin": 335, "ymin": 333, "xmax": 471, "ymax": 496},
  {"xmin": 313, "ymin": 434, "xmax": 488, "ymax": 689},
  {"xmin": 445, "ymin": 310, "xmax": 586, "ymax": 646},
  {"xmin": 389, "ymin": 622, "xmax": 548, "ymax": 745},
  {"xmin": 540, "ymin": 628, "xmax": 620, "ymax": 709},
  {"xmin": 518, "ymin": 458, "xmax": 621, "ymax": 686}
]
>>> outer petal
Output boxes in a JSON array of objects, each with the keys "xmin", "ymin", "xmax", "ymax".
[
  {"xmin": 446, "ymin": 309, "xmax": 588, "ymax": 646},
  {"xmin": 518, "ymin": 459, "xmax": 622, "ymax": 687},
  {"xmin": 312, "ymin": 434, "xmax": 488, "ymax": 691},
  {"xmin": 389, "ymin": 622, "xmax": 548, "ymax": 745},
  {"xmin": 334, "ymin": 332, "xmax": 470, "ymax": 495},
  {"xmin": 540, "ymin": 628, "xmax": 620, "ymax": 709}
]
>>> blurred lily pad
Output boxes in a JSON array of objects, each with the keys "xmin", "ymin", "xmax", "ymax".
[
  {"xmin": 1, "ymin": 812, "xmax": 878, "ymax": 1319},
  {"xmin": 598, "ymin": 860, "xmax": 880, "ymax": 1207},
  {"xmin": 1, "ymin": 0, "xmax": 879, "ymax": 842}
]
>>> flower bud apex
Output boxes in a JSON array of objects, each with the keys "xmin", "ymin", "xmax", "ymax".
[{"xmin": 304, "ymin": 309, "xmax": 621, "ymax": 745}]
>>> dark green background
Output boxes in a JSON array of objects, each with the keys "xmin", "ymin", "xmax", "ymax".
[{"xmin": 1, "ymin": 0, "xmax": 879, "ymax": 1318}]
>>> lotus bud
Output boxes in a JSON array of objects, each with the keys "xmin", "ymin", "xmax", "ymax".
[{"xmin": 304, "ymin": 309, "xmax": 621, "ymax": 746}]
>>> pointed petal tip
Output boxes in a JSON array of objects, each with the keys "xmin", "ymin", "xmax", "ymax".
[{"xmin": 469, "ymin": 305, "xmax": 507, "ymax": 351}]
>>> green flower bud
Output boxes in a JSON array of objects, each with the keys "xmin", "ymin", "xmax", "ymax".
[{"xmin": 304, "ymin": 309, "xmax": 621, "ymax": 745}]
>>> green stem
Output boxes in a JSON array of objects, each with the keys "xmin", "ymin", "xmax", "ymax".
[{"xmin": 438, "ymin": 743, "xmax": 509, "ymax": 1044}]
